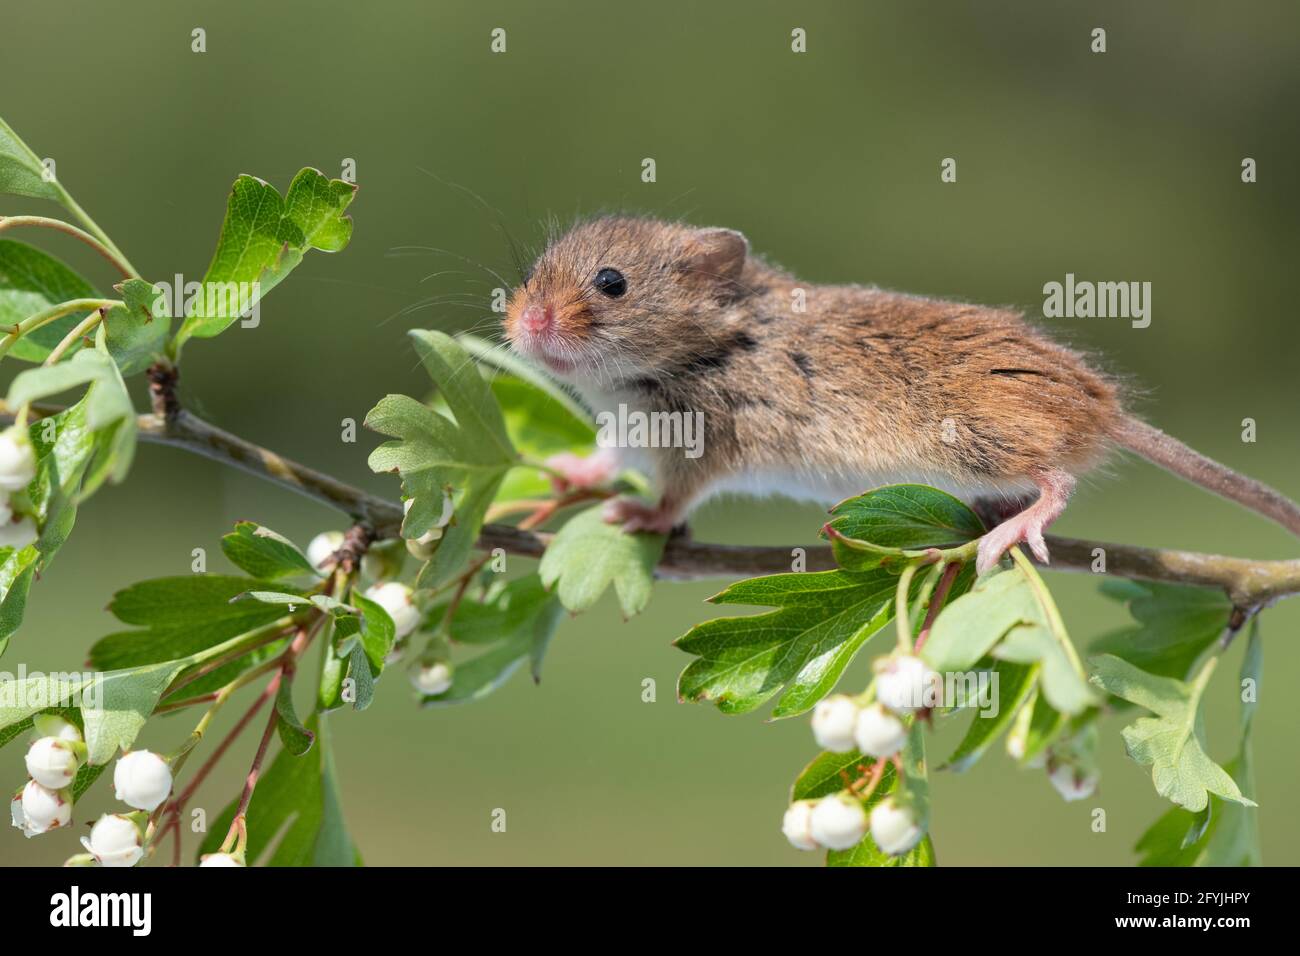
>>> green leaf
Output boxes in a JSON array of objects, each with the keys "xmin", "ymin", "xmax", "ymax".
[
  {"xmin": 0, "ymin": 675, "xmax": 89, "ymax": 734},
  {"xmin": 1007, "ymin": 687, "xmax": 1069, "ymax": 765},
  {"xmin": 490, "ymin": 374, "xmax": 597, "ymax": 501},
  {"xmin": 234, "ymin": 590, "xmax": 334, "ymax": 612},
  {"xmin": 1, "ymin": 394, "xmax": 116, "ymax": 656},
  {"xmin": 1202, "ymin": 624, "xmax": 1261, "ymax": 865},
  {"xmin": 0, "ymin": 116, "xmax": 62, "ymax": 202},
  {"xmin": 221, "ymin": 522, "xmax": 319, "ymax": 580},
  {"xmin": 1136, "ymin": 628, "xmax": 1262, "ymax": 866},
  {"xmin": 109, "ymin": 574, "xmax": 298, "ymax": 627},
  {"xmin": 6, "ymin": 339, "xmax": 137, "ymax": 495},
  {"xmin": 90, "ymin": 619, "xmax": 280, "ymax": 671},
  {"xmin": 824, "ymin": 484, "xmax": 984, "ymax": 571},
  {"xmin": 452, "ymin": 334, "xmax": 598, "ymax": 505},
  {"xmin": 409, "ymin": 329, "xmax": 512, "ymax": 460},
  {"xmin": 676, "ymin": 566, "xmax": 907, "ymax": 718},
  {"xmin": 925, "ymin": 564, "xmax": 1098, "ymax": 716},
  {"xmin": 317, "ymin": 621, "xmax": 348, "ymax": 713},
  {"xmin": 352, "ymin": 592, "xmax": 396, "ymax": 673},
  {"xmin": 1135, "ymin": 803, "xmax": 1216, "ymax": 866},
  {"xmin": 365, "ymin": 394, "xmax": 474, "ymax": 472},
  {"xmin": 91, "ymin": 575, "xmax": 292, "ymax": 669},
  {"xmin": 413, "ymin": 470, "xmax": 505, "ymax": 591},
  {"xmin": 80, "ymin": 660, "xmax": 189, "ymax": 765},
  {"xmin": 103, "ymin": 278, "xmax": 169, "ymax": 376},
  {"xmin": 539, "ymin": 504, "xmax": 664, "ymax": 617},
  {"xmin": 1090, "ymin": 580, "xmax": 1230, "ymax": 680},
  {"xmin": 345, "ymin": 642, "xmax": 375, "ymax": 711},
  {"xmin": 456, "ymin": 332, "xmax": 592, "ymax": 426},
  {"xmin": 174, "ymin": 169, "xmax": 356, "ymax": 345},
  {"xmin": 275, "ymin": 681, "xmax": 315, "ymax": 756},
  {"xmin": 423, "ymin": 574, "xmax": 562, "ymax": 706},
  {"xmin": 0, "ymin": 239, "xmax": 98, "ymax": 362},
  {"xmin": 1090, "ymin": 654, "xmax": 1253, "ymax": 812},
  {"xmin": 198, "ymin": 713, "xmax": 360, "ymax": 866},
  {"xmin": 365, "ymin": 331, "xmax": 517, "ymax": 591},
  {"xmin": 943, "ymin": 660, "xmax": 1038, "ymax": 771}
]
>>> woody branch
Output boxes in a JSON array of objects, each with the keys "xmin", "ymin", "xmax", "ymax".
[{"xmin": 5, "ymin": 388, "xmax": 1300, "ymax": 610}]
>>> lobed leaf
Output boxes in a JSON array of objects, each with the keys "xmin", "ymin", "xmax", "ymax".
[
  {"xmin": 539, "ymin": 505, "xmax": 664, "ymax": 617},
  {"xmin": 103, "ymin": 278, "xmax": 170, "ymax": 375},
  {"xmin": 1090, "ymin": 579, "xmax": 1230, "ymax": 680},
  {"xmin": 1090, "ymin": 654, "xmax": 1253, "ymax": 812},
  {"xmin": 174, "ymin": 169, "xmax": 356, "ymax": 345},
  {"xmin": 676, "ymin": 566, "xmax": 906, "ymax": 718}
]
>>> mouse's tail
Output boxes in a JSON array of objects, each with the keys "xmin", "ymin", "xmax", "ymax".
[{"xmin": 1110, "ymin": 414, "xmax": 1300, "ymax": 538}]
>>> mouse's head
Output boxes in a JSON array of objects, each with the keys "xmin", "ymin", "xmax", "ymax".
[{"xmin": 504, "ymin": 216, "xmax": 750, "ymax": 384}]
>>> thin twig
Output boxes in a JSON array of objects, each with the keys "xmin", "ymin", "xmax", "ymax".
[
  {"xmin": 914, "ymin": 561, "xmax": 962, "ymax": 654},
  {"xmin": 0, "ymin": 215, "xmax": 136, "ymax": 279}
]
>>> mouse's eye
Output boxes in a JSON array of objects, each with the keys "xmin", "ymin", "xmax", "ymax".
[{"xmin": 593, "ymin": 267, "xmax": 627, "ymax": 298}]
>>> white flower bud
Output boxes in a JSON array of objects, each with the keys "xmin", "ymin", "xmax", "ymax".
[
  {"xmin": 33, "ymin": 714, "xmax": 82, "ymax": 743},
  {"xmin": 0, "ymin": 516, "xmax": 37, "ymax": 551},
  {"xmin": 853, "ymin": 703, "xmax": 908, "ymax": 757},
  {"xmin": 781, "ymin": 799, "xmax": 819, "ymax": 851},
  {"xmin": 18, "ymin": 780, "xmax": 71, "ymax": 836},
  {"xmin": 870, "ymin": 798, "xmax": 924, "ymax": 855},
  {"xmin": 25, "ymin": 737, "xmax": 81, "ymax": 789},
  {"xmin": 1048, "ymin": 763, "xmax": 1098, "ymax": 802},
  {"xmin": 809, "ymin": 794, "xmax": 868, "ymax": 850},
  {"xmin": 306, "ymin": 530, "xmax": 345, "ymax": 570},
  {"xmin": 81, "ymin": 813, "xmax": 144, "ymax": 867},
  {"xmin": 874, "ymin": 655, "xmax": 939, "ymax": 715},
  {"xmin": 199, "ymin": 852, "xmax": 245, "ymax": 867},
  {"xmin": 0, "ymin": 427, "xmax": 36, "ymax": 492},
  {"xmin": 1005, "ymin": 729, "xmax": 1025, "ymax": 760},
  {"xmin": 433, "ymin": 488, "xmax": 455, "ymax": 528},
  {"xmin": 811, "ymin": 695, "xmax": 860, "ymax": 753},
  {"xmin": 411, "ymin": 661, "xmax": 453, "ymax": 696},
  {"xmin": 365, "ymin": 581, "xmax": 420, "ymax": 639},
  {"xmin": 113, "ymin": 750, "xmax": 173, "ymax": 812},
  {"xmin": 402, "ymin": 497, "xmax": 450, "ymax": 559}
]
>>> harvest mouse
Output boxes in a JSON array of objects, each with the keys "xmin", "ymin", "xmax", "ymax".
[{"xmin": 504, "ymin": 216, "xmax": 1300, "ymax": 573}]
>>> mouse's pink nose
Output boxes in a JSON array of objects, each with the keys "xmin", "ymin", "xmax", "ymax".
[{"xmin": 520, "ymin": 304, "xmax": 552, "ymax": 334}]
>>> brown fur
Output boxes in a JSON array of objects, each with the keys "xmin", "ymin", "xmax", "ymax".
[{"xmin": 506, "ymin": 216, "xmax": 1121, "ymax": 511}]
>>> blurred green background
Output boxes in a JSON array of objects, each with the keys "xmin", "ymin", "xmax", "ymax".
[{"xmin": 2, "ymin": 0, "xmax": 1298, "ymax": 866}]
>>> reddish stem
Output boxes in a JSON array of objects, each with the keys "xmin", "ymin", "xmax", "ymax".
[
  {"xmin": 219, "ymin": 624, "xmax": 316, "ymax": 849},
  {"xmin": 913, "ymin": 561, "xmax": 961, "ymax": 654}
]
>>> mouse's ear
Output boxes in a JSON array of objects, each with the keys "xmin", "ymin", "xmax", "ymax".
[{"xmin": 681, "ymin": 227, "xmax": 749, "ymax": 283}]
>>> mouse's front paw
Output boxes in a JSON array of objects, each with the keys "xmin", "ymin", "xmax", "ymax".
[
  {"xmin": 601, "ymin": 496, "xmax": 677, "ymax": 535},
  {"xmin": 545, "ymin": 448, "xmax": 617, "ymax": 492}
]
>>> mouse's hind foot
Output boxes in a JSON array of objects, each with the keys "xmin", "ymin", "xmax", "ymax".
[
  {"xmin": 602, "ymin": 495, "xmax": 681, "ymax": 536},
  {"xmin": 975, "ymin": 470, "xmax": 1076, "ymax": 575}
]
